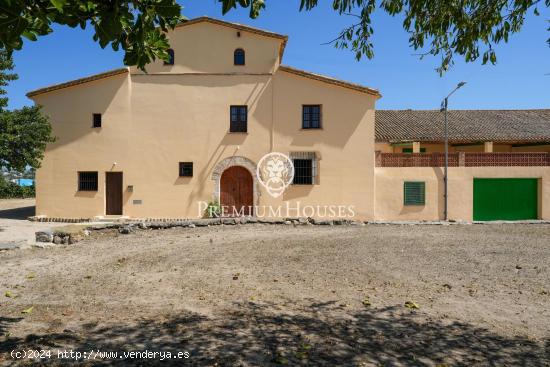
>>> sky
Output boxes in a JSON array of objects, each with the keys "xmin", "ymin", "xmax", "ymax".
[{"xmin": 6, "ymin": 1, "xmax": 550, "ymax": 110}]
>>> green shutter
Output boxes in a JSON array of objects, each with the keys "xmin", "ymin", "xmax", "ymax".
[
  {"xmin": 404, "ymin": 181, "xmax": 425, "ymax": 205},
  {"xmin": 402, "ymin": 148, "xmax": 426, "ymax": 153}
]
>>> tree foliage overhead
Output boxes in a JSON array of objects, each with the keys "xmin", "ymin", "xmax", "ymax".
[
  {"xmin": 0, "ymin": 0, "xmax": 184, "ymax": 71},
  {"xmin": 0, "ymin": 1, "xmax": 547, "ymax": 73},
  {"xmin": 0, "ymin": 50, "xmax": 54, "ymax": 172},
  {"xmin": 219, "ymin": 0, "xmax": 550, "ymax": 74}
]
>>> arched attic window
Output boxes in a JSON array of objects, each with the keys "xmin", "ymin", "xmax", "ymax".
[
  {"xmin": 234, "ymin": 48, "xmax": 245, "ymax": 66},
  {"xmin": 164, "ymin": 48, "xmax": 175, "ymax": 65}
]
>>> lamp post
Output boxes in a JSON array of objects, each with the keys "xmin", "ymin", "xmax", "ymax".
[{"xmin": 441, "ymin": 81, "xmax": 466, "ymax": 221}]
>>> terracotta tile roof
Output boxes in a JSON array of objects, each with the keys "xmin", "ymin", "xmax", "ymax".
[
  {"xmin": 279, "ymin": 65, "xmax": 381, "ymax": 97},
  {"xmin": 376, "ymin": 109, "xmax": 550, "ymax": 143},
  {"xmin": 27, "ymin": 68, "xmax": 128, "ymax": 98}
]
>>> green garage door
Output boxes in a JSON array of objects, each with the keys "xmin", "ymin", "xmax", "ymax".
[{"xmin": 473, "ymin": 178, "xmax": 538, "ymax": 221}]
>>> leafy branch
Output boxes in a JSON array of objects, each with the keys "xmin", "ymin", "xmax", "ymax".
[
  {"xmin": 0, "ymin": 0, "xmax": 185, "ymax": 71},
  {"xmin": 220, "ymin": 0, "xmax": 549, "ymax": 75}
]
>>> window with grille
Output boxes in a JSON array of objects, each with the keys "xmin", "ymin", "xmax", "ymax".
[
  {"xmin": 234, "ymin": 48, "xmax": 245, "ymax": 65},
  {"xmin": 78, "ymin": 172, "xmax": 98, "ymax": 191},
  {"xmin": 92, "ymin": 113, "xmax": 102, "ymax": 128},
  {"xmin": 302, "ymin": 105, "xmax": 321, "ymax": 129},
  {"xmin": 230, "ymin": 106, "xmax": 247, "ymax": 132},
  {"xmin": 179, "ymin": 162, "xmax": 193, "ymax": 177},
  {"xmin": 290, "ymin": 152, "xmax": 317, "ymax": 185},
  {"xmin": 164, "ymin": 49, "xmax": 175, "ymax": 65},
  {"xmin": 404, "ymin": 181, "xmax": 425, "ymax": 205}
]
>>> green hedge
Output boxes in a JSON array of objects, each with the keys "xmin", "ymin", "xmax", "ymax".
[{"xmin": 0, "ymin": 178, "xmax": 35, "ymax": 198}]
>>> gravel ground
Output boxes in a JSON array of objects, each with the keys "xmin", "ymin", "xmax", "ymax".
[{"xmin": 0, "ymin": 223, "xmax": 549, "ymax": 366}]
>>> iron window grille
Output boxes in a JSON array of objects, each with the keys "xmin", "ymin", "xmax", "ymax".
[
  {"xmin": 404, "ymin": 181, "xmax": 426, "ymax": 205},
  {"xmin": 78, "ymin": 171, "xmax": 98, "ymax": 191},
  {"xmin": 179, "ymin": 162, "xmax": 193, "ymax": 177},
  {"xmin": 290, "ymin": 152, "xmax": 317, "ymax": 185},
  {"xmin": 92, "ymin": 113, "xmax": 102, "ymax": 128},
  {"xmin": 234, "ymin": 48, "xmax": 245, "ymax": 65},
  {"xmin": 302, "ymin": 105, "xmax": 321, "ymax": 129},
  {"xmin": 164, "ymin": 49, "xmax": 175, "ymax": 65},
  {"xmin": 230, "ymin": 105, "xmax": 248, "ymax": 132}
]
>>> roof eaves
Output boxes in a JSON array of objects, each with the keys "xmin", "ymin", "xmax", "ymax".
[
  {"xmin": 279, "ymin": 65, "xmax": 381, "ymax": 98},
  {"xmin": 27, "ymin": 68, "xmax": 129, "ymax": 98},
  {"xmin": 176, "ymin": 17, "xmax": 288, "ymax": 40}
]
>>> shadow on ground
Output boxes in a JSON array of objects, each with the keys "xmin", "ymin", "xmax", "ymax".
[
  {"xmin": 1, "ymin": 301, "xmax": 548, "ymax": 366},
  {"xmin": 0, "ymin": 206, "xmax": 35, "ymax": 220}
]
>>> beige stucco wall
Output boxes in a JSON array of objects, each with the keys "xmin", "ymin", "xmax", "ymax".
[
  {"xmin": 375, "ymin": 167, "xmax": 550, "ymax": 221},
  {"xmin": 32, "ymin": 22, "xmax": 376, "ymax": 220},
  {"xmin": 129, "ymin": 22, "xmax": 283, "ymax": 75}
]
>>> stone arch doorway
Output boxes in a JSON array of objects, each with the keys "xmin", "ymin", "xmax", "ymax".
[
  {"xmin": 220, "ymin": 166, "xmax": 253, "ymax": 216},
  {"xmin": 211, "ymin": 156, "xmax": 260, "ymax": 216}
]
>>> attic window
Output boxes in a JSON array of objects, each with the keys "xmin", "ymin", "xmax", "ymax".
[
  {"xmin": 164, "ymin": 49, "xmax": 175, "ymax": 65},
  {"xmin": 234, "ymin": 48, "xmax": 245, "ymax": 66},
  {"xmin": 92, "ymin": 113, "xmax": 102, "ymax": 128}
]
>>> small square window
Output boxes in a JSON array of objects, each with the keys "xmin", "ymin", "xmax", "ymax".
[
  {"xmin": 78, "ymin": 171, "xmax": 98, "ymax": 191},
  {"xmin": 230, "ymin": 105, "xmax": 247, "ymax": 133},
  {"xmin": 179, "ymin": 162, "xmax": 193, "ymax": 177},
  {"xmin": 404, "ymin": 181, "xmax": 425, "ymax": 205},
  {"xmin": 302, "ymin": 105, "xmax": 321, "ymax": 129},
  {"xmin": 92, "ymin": 113, "xmax": 102, "ymax": 128}
]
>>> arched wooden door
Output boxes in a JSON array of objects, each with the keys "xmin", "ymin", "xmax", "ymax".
[{"xmin": 220, "ymin": 166, "xmax": 253, "ymax": 216}]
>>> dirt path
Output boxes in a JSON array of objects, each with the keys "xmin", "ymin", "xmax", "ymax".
[
  {"xmin": 1, "ymin": 224, "xmax": 549, "ymax": 365},
  {"xmin": 0, "ymin": 199, "xmax": 66, "ymax": 250}
]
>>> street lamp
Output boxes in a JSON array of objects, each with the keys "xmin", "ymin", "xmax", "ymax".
[{"xmin": 441, "ymin": 81, "xmax": 466, "ymax": 221}]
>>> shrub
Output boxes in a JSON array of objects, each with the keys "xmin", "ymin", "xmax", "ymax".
[
  {"xmin": 203, "ymin": 200, "xmax": 221, "ymax": 218},
  {"xmin": 0, "ymin": 177, "xmax": 35, "ymax": 198}
]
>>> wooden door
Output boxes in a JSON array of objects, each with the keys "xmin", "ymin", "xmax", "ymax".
[
  {"xmin": 220, "ymin": 166, "xmax": 253, "ymax": 216},
  {"xmin": 106, "ymin": 172, "xmax": 123, "ymax": 215}
]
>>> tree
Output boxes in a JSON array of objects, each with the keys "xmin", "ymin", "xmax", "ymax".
[
  {"xmin": 1, "ymin": 1, "xmax": 547, "ymax": 73},
  {"xmin": 0, "ymin": 47, "xmax": 17, "ymax": 111},
  {"xmin": 0, "ymin": 50, "xmax": 54, "ymax": 172},
  {"xmin": 0, "ymin": 0, "xmax": 184, "ymax": 71},
  {"xmin": 219, "ymin": 0, "xmax": 550, "ymax": 74},
  {"xmin": 0, "ymin": 106, "xmax": 54, "ymax": 172}
]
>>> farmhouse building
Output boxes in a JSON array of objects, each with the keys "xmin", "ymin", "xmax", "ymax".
[
  {"xmin": 28, "ymin": 17, "xmax": 379, "ymax": 220},
  {"xmin": 27, "ymin": 17, "xmax": 550, "ymax": 221},
  {"xmin": 375, "ymin": 110, "xmax": 550, "ymax": 221}
]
